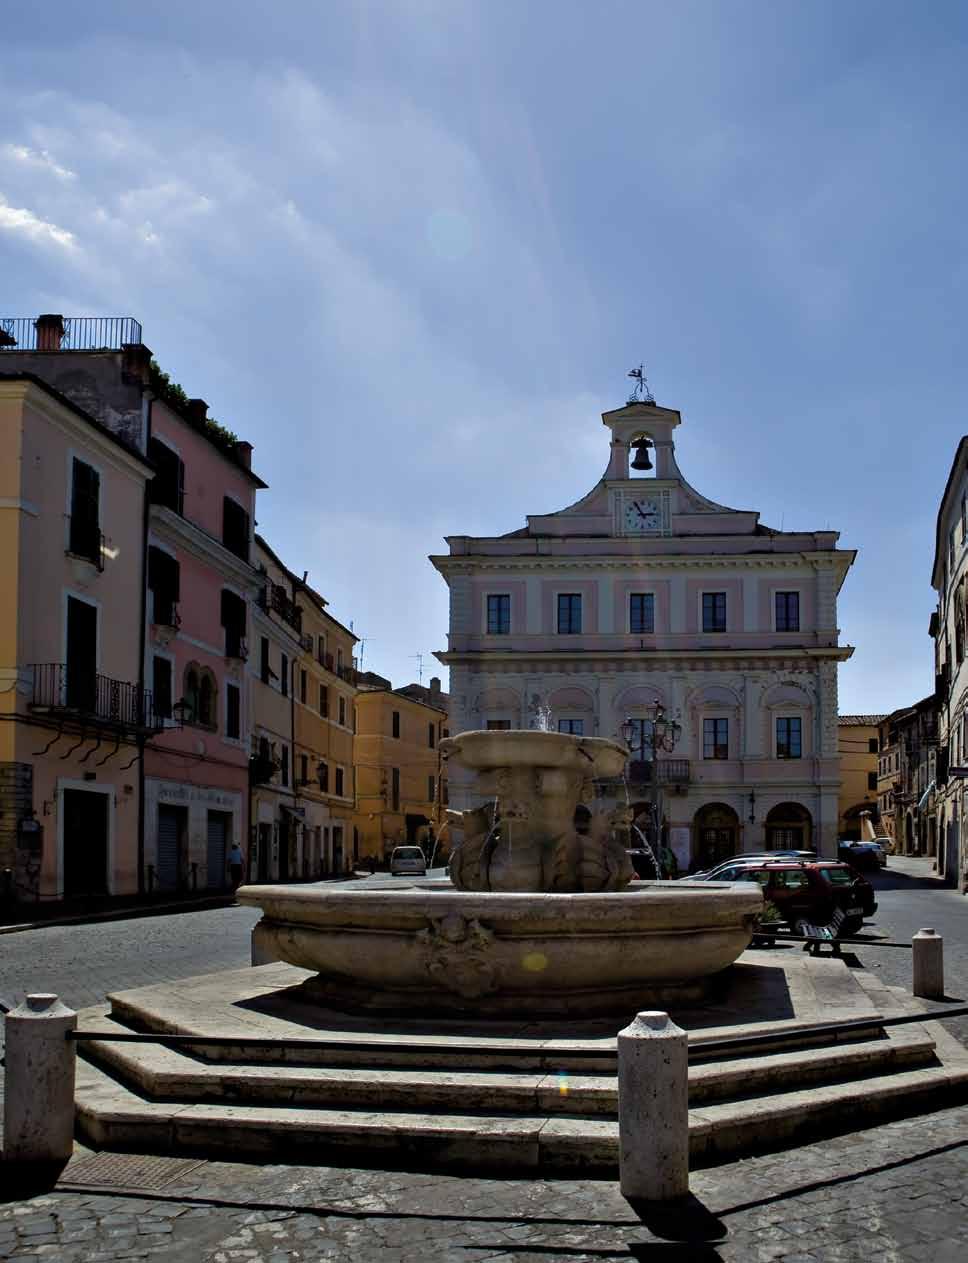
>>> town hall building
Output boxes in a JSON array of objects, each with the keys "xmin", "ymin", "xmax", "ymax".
[{"xmin": 431, "ymin": 393, "xmax": 855, "ymax": 868}]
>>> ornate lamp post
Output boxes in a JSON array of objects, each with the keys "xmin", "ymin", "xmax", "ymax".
[{"xmin": 621, "ymin": 700, "xmax": 682, "ymax": 870}]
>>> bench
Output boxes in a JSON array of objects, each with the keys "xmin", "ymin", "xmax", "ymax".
[{"xmin": 795, "ymin": 906, "xmax": 850, "ymax": 956}]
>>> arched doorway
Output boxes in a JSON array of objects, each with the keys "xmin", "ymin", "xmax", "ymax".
[
  {"xmin": 765, "ymin": 802, "xmax": 812, "ymax": 850},
  {"xmin": 693, "ymin": 803, "xmax": 740, "ymax": 869}
]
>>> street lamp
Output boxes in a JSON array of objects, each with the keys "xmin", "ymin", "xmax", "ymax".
[{"xmin": 622, "ymin": 699, "xmax": 682, "ymax": 872}]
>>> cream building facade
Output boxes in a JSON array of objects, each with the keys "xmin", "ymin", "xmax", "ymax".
[{"xmin": 432, "ymin": 398, "xmax": 855, "ymax": 867}]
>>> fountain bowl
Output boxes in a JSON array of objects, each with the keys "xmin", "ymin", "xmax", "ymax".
[{"xmin": 238, "ymin": 880, "xmax": 763, "ymax": 1017}]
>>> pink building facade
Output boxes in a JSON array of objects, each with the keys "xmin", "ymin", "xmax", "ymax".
[
  {"xmin": 432, "ymin": 399, "xmax": 855, "ymax": 866},
  {"xmin": 143, "ymin": 396, "xmax": 264, "ymax": 892}
]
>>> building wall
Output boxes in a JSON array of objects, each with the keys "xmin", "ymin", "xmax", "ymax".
[
  {"xmin": 837, "ymin": 720, "xmax": 882, "ymax": 839},
  {"xmin": 354, "ymin": 689, "xmax": 446, "ymax": 862},
  {"xmin": 0, "ymin": 378, "xmax": 149, "ymax": 898}
]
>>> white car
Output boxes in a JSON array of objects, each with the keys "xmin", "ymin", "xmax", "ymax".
[{"xmin": 390, "ymin": 845, "xmax": 427, "ymax": 876}]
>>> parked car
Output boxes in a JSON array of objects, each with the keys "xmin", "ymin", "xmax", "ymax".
[
  {"xmin": 838, "ymin": 839, "xmax": 887, "ymax": 870},
  {"xmin": 691, "ymin": 859, "xmax": 876, "ymax": 934},
  {"xmin": 683, "ymin": 850, "xmax": 816, "ymax": 881},
  {"xmin": 390, "ymin": 845, "xmax": 427, "ymax": 876}
]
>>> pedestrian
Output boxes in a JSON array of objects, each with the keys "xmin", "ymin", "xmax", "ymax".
[{"xmin": 228, "ymin": 842, "xmax": 245, "ymax": 891}]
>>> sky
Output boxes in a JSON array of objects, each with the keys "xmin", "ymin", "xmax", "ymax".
[{"xmin": 2, "ymin": 1, "xmax": 966, "ymax": 712}]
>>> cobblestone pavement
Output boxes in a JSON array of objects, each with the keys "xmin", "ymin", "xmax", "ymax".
[{"xmin": 1, "ymin": 1102, "xmax": 967, "ymax": 1261}]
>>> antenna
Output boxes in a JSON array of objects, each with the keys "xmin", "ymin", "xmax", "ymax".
[
  {"xmin": 411, "ymin": 652, "xmax": 425, "ymax": 685},
  {"xmin": 627, "ymin": 363, "xmax": 655, "ymax": 405}
]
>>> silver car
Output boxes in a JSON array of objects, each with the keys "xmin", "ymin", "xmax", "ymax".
[{"xmin": 390, "ymin": 845, "xmax": 427, "ymax": 876}]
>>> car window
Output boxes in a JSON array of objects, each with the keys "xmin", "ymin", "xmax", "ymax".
[
  {"xmin": 393, "ymin": 847, "xmax": 424, "ymax": 859},
  {"xmin": 819, "ymin": 867, "xmax": 854, "ymax": 885},
  {"xmin": 717, "ymin": 866, "xmax": 738, "ymax": 880},
  {"xmin": 774, "ymin": 871, "xmax": 808, "ymax": 889}
]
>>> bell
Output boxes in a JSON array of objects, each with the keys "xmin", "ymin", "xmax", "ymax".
[{"xmin": 630, "ymin": 438, "xmax": 653, "ymax": 471}]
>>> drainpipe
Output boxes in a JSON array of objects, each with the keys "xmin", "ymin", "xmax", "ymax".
[{"xmin": 137, "ymin": 392, "xmax": 153, "ymax": 895}]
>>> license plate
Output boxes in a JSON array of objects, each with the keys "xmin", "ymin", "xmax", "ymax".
[{"xmin": 845, "ymin": 906, "xmax": 861, "ymax": 917}]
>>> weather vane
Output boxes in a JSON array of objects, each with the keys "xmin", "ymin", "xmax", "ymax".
[{"xmin": 626, "ymin": 363, "xmax": 655, "ymax": 405}]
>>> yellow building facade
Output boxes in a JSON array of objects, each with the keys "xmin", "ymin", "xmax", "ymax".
[
  {"xmin": 837, "ymin": 715, "xmax": 885, "ymax": 840},
  {"xmin": 353, "ymin": 677, "xmax": 448, "ymax": 864}
]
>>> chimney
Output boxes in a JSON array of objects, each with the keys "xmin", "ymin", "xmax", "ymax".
[
  {"xmin": 187, "ymin": 398, "xmax": 208, "ymax": 423},
  {"xmin": 234, "ymin": 440, "xmax": 253, "ymax": 469},
  {"xmin": 35, "ymin": 314, "xmax": 65, "ymax": 351},
  {"xmin": 430, "ymin": 676, "xmax": 441, "ymax": 697},
  {"xmin": 122, "ymin": 341, "xmax": 152, "ymax": 385}
]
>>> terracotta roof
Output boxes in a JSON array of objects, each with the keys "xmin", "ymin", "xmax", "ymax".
[{"xmin": 838, "ymin": 714, "xmax": 888, "ymax": 726}]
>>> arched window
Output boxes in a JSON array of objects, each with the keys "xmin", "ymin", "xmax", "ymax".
[
  {"xmin": 199, "ymin": 673, "xmax": 216, "ymax": 728},
  {"xmin": 184, "ymin": 667, "xmax": 200, "ymax": 723}
]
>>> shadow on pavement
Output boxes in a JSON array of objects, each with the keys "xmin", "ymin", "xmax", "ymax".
[
  {"xmin": 868, "ymin": 867, "xmax": 950, "ymax": 893},
  {"xmin": 626, "ymin": 1193, "xmax": 726, "ymax": 1243}
]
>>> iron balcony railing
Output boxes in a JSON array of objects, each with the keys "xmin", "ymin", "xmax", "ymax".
[
  {"xmin": 595, "ymin": 759, "xmax": 691, "ymax": 792},
  {"xmin": 29, "ymin": 664, "xmax": 162, "ymax": 733},
  {"xmin": 258, "ymin": 584, "xmax": 302, "ymax": 633},
  {"xmin": 67, "ymin": 517, "xmax": 104, "ymax": 570},
  {"xmin": 0, "ymin": 316, "xmax": 143, "ymax": 352}
]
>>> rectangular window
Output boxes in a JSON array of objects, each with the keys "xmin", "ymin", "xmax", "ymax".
[
  {"xmin": 339, "ymin": 696, "xmax": 346, "ymax": 726},
  {"xmin": 392, "ymin": 710, "xmax": 400, "ymax": 738},
  {"xmin": 152, "ymin": 656, "xmax": 173, "ymax": 720},
  {"xmin": 317, "ymin": 634, "xmax": 326, "ymax": 664},
  {"xmin": 428, "ymin": 723, "xmax": 436, "ymax": 749},
  {"xmin": 319, "ymin": 684, "xmax": 329, "ymax": 717},
  {"xmin": 69, "ymin": 458, "xmax": 101, "ymax": 565},
  {"xmin": 148, "ymin": 438, "xmax": 185, "ymax": 515},
  {"xmin": 391, "ymin": 767, "xmax": 400, "ymax": 811},
  {"xmin": 65, "ymin": 595, "xmax": 97, "ymax": 712},
  {"xmin": 703, "ymin": 718, "xmax": 729, "ymax": 759},
  {"xmin": 221, "ymin": 497, "xmax": 250, "ymax": 560},
  {"xmin": 557, "ymin": 593, "xmax": 582, "ymax": 634},
  {"xmin": 868, "ymin": 738, "xmax": 879, "ymax": 754},
  {"xmin": 300, "ymin": 753, "xmax": 308, "ymax": 785},
  {"xmin": 487, "ymin": 594, "xmax": 511, "ymax": 634},
  {"xmin": 318, "ymin": 761, "xmax": 329, "ymax": 792},
  {"xmin": 776, "ymin": 716, "xmax": 802, "ymax": 759},
  {"xmin": 629, "ymin": 593, "xmax": 655, "ymax": 634},
  {"xmin": 558, "ymin": 719, "xmax": 584, "ymax": 735},
  {"xmin": 226, "ymin": 682, "xmax": 240, "ymax": 739},
  {"xmin": 300, "ymin": 669, "xmax": 307, "ymax": 705},
  {"xmin": 867, "ymin": 770, "xmax": 877, "ymax": 791},
  {"xmin": 702, "ymin": 592, "xmax": 727, "ymax": 633},
  {"xmin": 486, "ymin": 719, "xmax": 512, "ymax": 730},
  {"xmin": 147, "ymin": 547, "xmax": 180, "ymax": 627},
  {"xmin": 775, "ymin": 591, "xmax": 800, "ymax": 632},
  {"xmin": 280, "ymin": 746, "xmax": 289, "ymax": 787},
  {"xmin": 260, "ymin": 636, "xmax": 270, "ymax": 684},
  {"xmin": 280, "ymin": 653, "xmax": 288, "ymax": 696},
  {"xmin": 220, "ymin": 589, "xmax": 246, "ymax": 658},
  {"xmin": 428, "ymin": 775, "xmax": 436, "ymax": 802},
  {"xmin": 335, "ymin": 767, "xmax": 344, "ymax": 797}
]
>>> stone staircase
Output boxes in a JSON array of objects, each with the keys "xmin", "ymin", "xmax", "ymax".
[{"xmin": 71, "ymin": 957, "xmax": 968, "ymax": 1173}]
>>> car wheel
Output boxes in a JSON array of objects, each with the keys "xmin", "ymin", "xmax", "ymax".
[{"xmin": 840, "ymin": 916, "xmax": 863, "ymax": 936}]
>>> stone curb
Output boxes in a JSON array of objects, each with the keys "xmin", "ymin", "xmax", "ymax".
[{"xmin": 0, "ymin": 894, "xmax": 239, "ymax": 936}]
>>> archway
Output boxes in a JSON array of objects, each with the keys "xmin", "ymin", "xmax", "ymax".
[
  {"xmin": 765, "ymin": 802, "xmax": 812, "ymax": 850},
  {"xmin": 693, "ymin": 803, "xmax": 740, "ymax": 870}
]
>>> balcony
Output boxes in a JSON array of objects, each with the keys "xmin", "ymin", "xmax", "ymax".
[
  {"xmin": 29, "ymin": 664, "xmax": 162, "ymax": 735},
  {"xmin": 66, "ymin": 517, "xmax": 104, "ymax": 570},
  {"xmin": 0, "ymin": 316, "xmax": 142, "ymax": 352},
  {"xmin": 595, "ymin": 759, "xmax": 691, "ymax": 793},
  {"xmin": 258, "ymin": 584, "xmax": 302, "ymax": 633}
]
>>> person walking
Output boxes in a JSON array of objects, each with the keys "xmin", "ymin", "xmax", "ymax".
[{"xmin": 228, "ymin": 842, "xmax": 245, "ymax": 891}]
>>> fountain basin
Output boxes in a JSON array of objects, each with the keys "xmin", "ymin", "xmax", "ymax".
[{"xmin": 238, "ymin": 881, "xmax": 763, "ymax": 1017}]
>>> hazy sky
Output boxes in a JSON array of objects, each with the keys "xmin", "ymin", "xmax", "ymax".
[{"xmin": 3, "ymin": 2, "xmax": 966, "ymax": 711}]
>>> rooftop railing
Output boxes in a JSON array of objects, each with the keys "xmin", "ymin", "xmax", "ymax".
[{"xmin": 0, "ymin": 316, "xmax": 143, "ymax": 353}]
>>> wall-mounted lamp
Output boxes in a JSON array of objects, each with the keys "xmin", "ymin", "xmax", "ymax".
[
  {"xmin": 171, "ymin": 698, "xmax": 192, "ymax": 728},
  {"xmin": 748, "ymin": 789, "xmax": 757, "ymax": 823}
]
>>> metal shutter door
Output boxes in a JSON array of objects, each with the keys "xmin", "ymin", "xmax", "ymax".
[
  {"xmin": 157, "ymin": 806, "xmax": 180, "ymax": 891},
  {"xmin": 206, "ymin": 813, "xmax": 227, "ymax": 889}
]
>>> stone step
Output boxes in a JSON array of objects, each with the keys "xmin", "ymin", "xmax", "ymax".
[
  {"xmin": 73, "ymin": 1051, "xmax": 968, "ymax": 1173},
  {"xmin": 77, "ymin": 1008, "xmax": 939, "ymax": 1115}
]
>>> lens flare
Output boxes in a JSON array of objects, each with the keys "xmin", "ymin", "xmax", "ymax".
[{"xmin": 522, "ymin": 951, "xmax": 548, "ymax": 972}]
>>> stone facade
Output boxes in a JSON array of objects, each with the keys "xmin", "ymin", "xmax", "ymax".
[{"xmin": 432, "ymin": 398, "xmax": 855, "ymax": 865}]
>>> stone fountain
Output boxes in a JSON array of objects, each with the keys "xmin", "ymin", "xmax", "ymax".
[{"xmin": 238, "ymin": 729, "xmax": 762, "ymax": 1016}]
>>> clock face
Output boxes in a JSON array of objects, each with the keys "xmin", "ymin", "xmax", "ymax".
[{"xmin": 624, "ymin": 496, "xmax": 661, "ymax": 533}]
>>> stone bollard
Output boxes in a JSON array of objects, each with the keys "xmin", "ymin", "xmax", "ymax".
[
  {"xmin": 913, "ymin": 928, "xmax": 945, "ymax": 1000},
  {"xmin": 2, "ymin": 994, "xmax": 77, "ymax": 1165},
  {"xmin": 617, "ymin": 1010, "xmax": 689, "ymax": 1202}
]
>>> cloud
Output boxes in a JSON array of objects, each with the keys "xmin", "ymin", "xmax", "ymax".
[
  {"xmin": 0, "ymin": 197, "xmax": 76, "ymax": 250},
  {"xmin": 1, "ymin": 143, "xmax": 75, "ymax": 181}
]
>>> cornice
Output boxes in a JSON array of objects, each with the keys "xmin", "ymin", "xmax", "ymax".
[
  {"xmin": 150, "ymin": 505, "xmax": 261, "ymax": 589},
  {"xmin": 437, "ymin": 646, "xmax": 854, "ymax": 671},
  {"xmin": 431, "ymin": 552, "xmax": 851, "ymax": 575}
]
